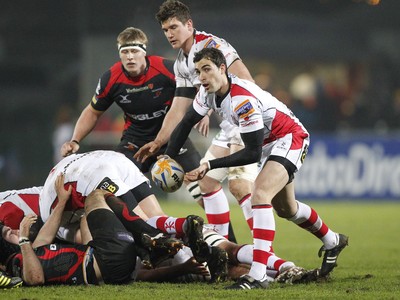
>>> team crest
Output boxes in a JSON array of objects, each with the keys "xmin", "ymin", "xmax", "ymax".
[{"xmin": 235, "ymin": 99, "xmax": 255, "ymax": 119}]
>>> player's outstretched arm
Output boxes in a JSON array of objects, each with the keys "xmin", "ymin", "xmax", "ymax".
[
  {"xmin": 32, "ymin": 173, "xmax": 71, "ymax": 248},
  {"xmin": 136, "ymin": 257, "xmax": 209, "ymax": 282},
  {"xmin": 60, "ymin": 105, "xmax": 104, "ymax": 157}
]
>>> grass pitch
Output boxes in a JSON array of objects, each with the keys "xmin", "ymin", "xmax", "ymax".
[{"xmin": 3, "ymin": 200, "xmax": 400, "ymax": 299}]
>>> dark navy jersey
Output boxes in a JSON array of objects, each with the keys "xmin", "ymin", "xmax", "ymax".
[{"xmin": 91, "ymin": 56, "xmax": 176, "ymax": 144}]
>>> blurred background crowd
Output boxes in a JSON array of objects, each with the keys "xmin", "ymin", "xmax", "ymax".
[{"xmin": 1, "ymin": 0, "xmax": 399, "ymax": 190}]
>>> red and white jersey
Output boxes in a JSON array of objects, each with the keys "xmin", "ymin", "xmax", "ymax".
[
  {"xmin": 193, "ymin": 75, "xmax": 309, "ymax": 152},
  {"xmin": 39, "ymin": 150, "xmax": 149, "ymax": 222},
  {"xmin": 174, "ymin": 30, "xmax": 240, "ymax": 88},
  {"xmin": 0, "ymin": 186, "xmax": 42, "ymax": 229}
]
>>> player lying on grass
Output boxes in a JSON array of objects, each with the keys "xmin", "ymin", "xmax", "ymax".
[
  {"xmin": 1, "ymin": 188, "xmax": 183, "ymax": 286},
  {"xmin": 163, "ymin": 47, "xmax": 349, "ymax": 289}
]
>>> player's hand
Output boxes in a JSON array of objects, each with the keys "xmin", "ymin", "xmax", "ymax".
[
  {"xmin": 182, "ymin": 257, "xmax": 210, "ymax": 276},
  {"xmin": 134, "ymin": 141, "xmax": 162, "ymax": 163},
  {"xmin": 19, "ymin": 214, "xmax": 38, "ymax": 238},
  {"xmin": 55, "ymin": 173, "xmax": 72, "ymax": 206},
  {"xmin": 184, "ymin": 162, "xmax": 209, "ymax": 182},
  {"xmin": 61, "ymin": 141, "xmax": 80, "ymax": 157},
  {"xmin": 193, "ymin": 115, "xmax": 210, "ymax": 137}
]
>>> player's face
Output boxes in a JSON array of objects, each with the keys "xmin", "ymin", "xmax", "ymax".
[
  {"xmin": 195, "ymin": 58, "xmax": 228, "ymax": 95},
  {"xmin": 119, "ymin": 48, "xmax": 147, "ymax": 77},
  {"xmin": 1, "ymin": 225, "xmax": 19, "ymax": 245},
  {"xmin": 161, "ymin": 17, "xmax": 193, "ymax": 52}
]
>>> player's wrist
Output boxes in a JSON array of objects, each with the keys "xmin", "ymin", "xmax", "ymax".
[
  {"xmin": 19, "ymin": 236, "xmax": 30, "ymax": 246},
  {"xmin": 71, "ymin": 140, "xmax": 80, "ymax": 145}
]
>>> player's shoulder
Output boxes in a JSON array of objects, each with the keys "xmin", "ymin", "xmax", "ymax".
[
  {"xmin": 194, "ymin": 30, "xmax": 216, "ymax": 43},
  {"xmin": 230, "ymin": 76, "xmax": 256, "ymax": 98},
  {"xmin": 106, "ymin": 61, "xmax": 123, "ymax": 74},
  {"xmin": 98, "ymin": 61, "xmax": 124, "ymax": 85},
  {"xmin": 148, "ymin": 56, "xmax": 174, "ymax": 73}
]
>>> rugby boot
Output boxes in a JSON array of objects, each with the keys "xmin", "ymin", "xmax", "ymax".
[
  {"xmin": 0, "ymin": 271, "xmax": 23, "ymax": 289},
  {"xmin": 275, "ymin": 266, "xmax": 308, "ymax": 284},
  {"xmin": 185, "ymin": 215, "xmax": 209, "ymax": 263},
  {"xmin": 225, "ymin": 274, "xmax": 269, "ymax": 290},
  {"xmin": 318, "ymin": 233, "xmax": 349, "ymax": 276},
  {"xmin": 207, "ymin": 246, "xmax": 228, "ymax": 283},
  {"xmin": 141, "ymin": 233, "xmax": 183, "ymax": 267}
]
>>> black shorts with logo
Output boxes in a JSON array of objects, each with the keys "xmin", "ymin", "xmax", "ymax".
[{"xmin": 87, "ymin": 209, "xmax": 137, "ymax": 284}]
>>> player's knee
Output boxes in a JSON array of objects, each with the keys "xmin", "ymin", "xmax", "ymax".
[
  {"xmin": 228, "ymin": 179, "xmax": 252, "ymax": 201},
  {"xmin": 85, "ymin": 189, "xmax": 105, "ymax": 210},
  {"xmin": 198, "ymin": 176, "xmax": 222, "ymax": 194}
]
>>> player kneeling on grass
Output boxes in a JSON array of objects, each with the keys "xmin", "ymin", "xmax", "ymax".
[{"xmin": 1, "ymin": 188, "xmax": 182, "ymax": 286}]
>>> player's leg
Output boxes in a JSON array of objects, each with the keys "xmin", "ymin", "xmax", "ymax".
[
  {"xmin": 227, "ymin": 144, "xmax": 258, "ymax": 232},
  {"xmin": 226, "ymin": 160, "xmax": 288, "ymax": 289},
  {"xmin": 274, "ymin": 182, "xmax": 348, "ymax": 276},
  {"xmin": 199, "ymin": 144, "xmax": 234, "ymax": 240}
]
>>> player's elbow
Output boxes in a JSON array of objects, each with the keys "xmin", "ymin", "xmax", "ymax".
[
  {"xmin": 24, "ymin": 272, "xmax": 45, "ymax": 286},
  {"xmin": 246, "ymin": 147, "xmax": 262, "ymax": 164}
]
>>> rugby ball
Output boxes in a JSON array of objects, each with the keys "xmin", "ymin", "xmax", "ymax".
[{"xmin": 151, "ymin": 157, "xmax": 184, "ymax": 193}]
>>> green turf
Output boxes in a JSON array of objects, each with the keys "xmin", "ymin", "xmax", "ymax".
[{"xmin": 3, "ymin": 201, "xmax": 400, "ymax": 299}]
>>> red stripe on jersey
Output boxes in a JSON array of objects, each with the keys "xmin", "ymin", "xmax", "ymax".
[
  {"xmin": 50, "ymin": 182, "xmax": 85, "ymax": 212},
  {"xmin": 124, "ymin": 117, "xmax": 132, "ymax": 131},
  {"xmin": 18, "ymin": 194, "xmax": 40, "ymax": 215},
  {"xmin": 195, "ymin": 32, "xmax": 213, "ymax": 43},
  {"xmin": 267, "ymin": 110, "xmax": 308, "ymax": 149},
  {"xmin": 231, "ymin": 83, "xmax": 256, "ymax": 99},
  {"xmin": 148, "ymin": 56, "xmax": 175, "ymax": 81}
]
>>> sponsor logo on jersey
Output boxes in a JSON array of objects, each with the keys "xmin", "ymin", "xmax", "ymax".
[
  {"xmin": 119, "ymin": 94, "xmax": 131, "ymax": 103},
  {"xmin": 91, "ymin": 96, "xmax": 98, "ymax": 105},
  {"xmin": 204, "ymin": 39, "xmax": 220, "ymax": 49},
  {"xmin": 126, "ymin": 106, "xmax": 168, "ymax": 121},
  {"xmin": 97, "ymin": 177, "xmax": 119, "ymax": 194},
  {"xmin": 126, "ymin": 83, "xmax": 154, "ymax": 94},
  {"xmin": 235, "ymin": 99, "xmax": 255, "ymax": 119}
]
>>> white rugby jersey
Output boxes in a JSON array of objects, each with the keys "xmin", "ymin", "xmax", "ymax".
[
  {"xmin": 174, "ymin": 30, "xmax": 240, "ymax": 88},
  {"xmin": 0, "ymin": 186, "xmax": 42, "ymax": 228},
  {"xmin": 193, "ymin": 75, "xmax": 309, "ymax": 147},
  {"xmin": 39, "ymin": 150, "xmax": 149, "ymax": 222}
]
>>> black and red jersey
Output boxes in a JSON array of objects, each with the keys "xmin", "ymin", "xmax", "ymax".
[
  {"xmin": 92, "ymin": 56, "xmax": 175, "ymax": 145},
  {"xmin": 11, "ymin": 244, "xmax": 94, "ymax": 285}
]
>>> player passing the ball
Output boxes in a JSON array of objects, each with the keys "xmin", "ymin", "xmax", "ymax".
[{"xmin": 163, "ymin": 47, "xmax": 349, "ymax": 290}]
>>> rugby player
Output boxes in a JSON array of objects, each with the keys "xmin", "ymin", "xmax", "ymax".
[
  {"xmin": 164, "ymin": 47, "xmax": 349, "ymax": 289},
  {"xmin": 135, "ymin": 0, "xmax": 258, "ymax": 240}
]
